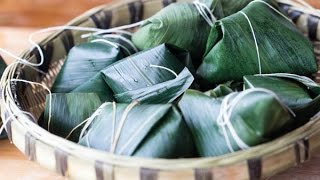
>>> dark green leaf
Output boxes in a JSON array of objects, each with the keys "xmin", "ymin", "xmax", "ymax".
[
  {"xmin": 244, "ymin": 73, "xmax": 320, "ymax": 123},
  {"xmin": 78, "ymin": 103, "xmax": 196, "ymax": 158},
  {"xmin": 72, "ymin": 72, "xmax": 114, "ymax": 102},
  {"xmin": 197, "ymin": 1, "xmax": 317, "ymax": 83},
  {"xmin": 220, "ymin": 0, "xmax": 253, "ymax": 16},
  {"xmin": 52, "ymin": 41, "xmax": 122, "ymax": 93},
  {"xmin": 43, "ymin": 93, "xmax": 102, "ymax": 142},
  {"xmin": 102, "ymin": 44, "xmax": 194, "ymax": 104},
  {"xmin": 178, "ymin": 89, "xmax": 294, "ymax": 157},
  {"xmin": 204, "ymin": 84, "xmax": 234, "ymax": 97},
  {"xmin": 132, "ymin": 2, "xmax": 215, "ymax": 64}
]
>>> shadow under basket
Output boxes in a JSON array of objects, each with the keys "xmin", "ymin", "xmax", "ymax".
[{"xmin": 2, "ymin": 0, "xmax": 320, "ymax": 179}]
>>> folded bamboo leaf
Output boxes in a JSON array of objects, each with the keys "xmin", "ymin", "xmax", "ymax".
[
  {"xmin": 197, "ymin": 1, "xmax": 317, "ymax": 83},
  {"xmin": 43, "ymin": 93, "xmax": 102, "ymax": 142},
  {"xmin": 102, "ymin": 44, "xmax": 194, "ymax": 104},
  {"xmin": 244, "ymin": 73, "xmax": 320, "ymax": 122},
  {"xmin": 132, "ymin": 1, "xmax": 222, "ymax": 65},
  {"xmin": 70, "ymin": 35, "xmax": 138, "ymax": 102},
  {"xmin": 204, "ymin": 84, "xmax": 234, "ymax": 97},
  {"xmin": 72, "ymin": 72, "xmax": 114, "ymax": 102},
  {"xmin": 78, "ymin": 103, "xmax": 196, "ymax": 158},
  {"xmin": 52, "ymin": 41, "xmax": 123, "ymax": 93},
  {"xmin": 220, "ymin": 0, "xmax": 253, "ymax": 16},
  {"xmin": 178, "ymin": 89, "xmax": 294, "ymax": 157}
]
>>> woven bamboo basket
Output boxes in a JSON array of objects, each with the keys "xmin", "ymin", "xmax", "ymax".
[{"xmin": 1, "ymin": 0, "xmax": 320, "ymax": 179}]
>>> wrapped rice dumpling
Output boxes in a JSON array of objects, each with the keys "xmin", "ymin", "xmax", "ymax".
[
  {"xmin": 78, "ymin": 102, "xmax": 196, "ymax": 158},
  {"xmin": 51, "ymin": 40, "xmax": 123, "ymax": 93},
  {"xmin": 102, "ymin": 44, "xmax": 194, "ymax": 104},
  {"xmin": 244, "ymin": 73, "xmax": 320, "ymax": 122},
  {"xmin": 197, "ymin": 1, "xmax": 317, "ymax": 83},
  {"xmin": 132, "ymin": 1, "xmax": 222, "ymax": 64},
  {"xmin": 70, "ymin": 34, "xmax": 138, "ymax": 102},
  {"xmin": 132, "ymin": 0, "xmax": 256, "ymax": 65},
  {"xmin": 178, "ymin": 88, "xmax": 294, "ymax": 157},
  {"xmin": 42, "ymin": 93, "xmax": 102, "ymax": 142}
]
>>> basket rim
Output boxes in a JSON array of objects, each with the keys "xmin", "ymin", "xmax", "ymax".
[{"xmin": 3, "ymin": 0, "xmax": 320, "ymax": 171}]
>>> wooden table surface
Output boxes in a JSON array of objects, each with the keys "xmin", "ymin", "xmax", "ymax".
[{"xmin": 1, "ymin": 1, "xmax": 320, "ymax": 179}]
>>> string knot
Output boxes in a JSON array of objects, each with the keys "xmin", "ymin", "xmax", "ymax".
[
  {"xmin": 216, "ymin": 88, "xmax": 294, "ymax": 153},
  {"xmin": 193, "ymin": 0, "xmax": 216, "ymax": 27}
]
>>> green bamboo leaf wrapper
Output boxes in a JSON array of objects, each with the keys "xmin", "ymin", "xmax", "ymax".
[
  {"xmin": 204, "ymin": 84, "xmax": 233, "ymax": 97},
  {"xmin": 178, "ymin": 89, "xmax": 294, "ymax": 157},
  {"xmin": 70, "ymin": 34, "xmax": 138, "ymax": 102},
  {"xmin": 78, "ymin": 103, "xmax": 196, "ymax": 158},
  {"xmin": 197, "ymin": 1, "xmax": 317, "ymax": 83},
  {"xmin": 72, "ymin": 72, "xmax": 114, "ymax": 102},
  {"xmin": 244, "ymin": 74, "xmax": 320, "ymax": 122},
  {"xmin": 51, "ymin": 41, "xmax": 122, "ymax": 93},
  {"xmin": 132, "ymin": 2, "xmax": 220, "ymax": 65},
  {"xmin": 102, "ymin": 44, "xmax": 194, "ymax": 104},
  {"xmin": 220, "ymin": 0, "xmax": 253, "ymax": 16},
  {"xmin": 42, "ymin": 93, "xmax": 102, "ymax": 142}
]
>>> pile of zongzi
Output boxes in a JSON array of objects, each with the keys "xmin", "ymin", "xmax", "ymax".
[{"xmin": 39, "ymin": 0, "xmax": 320, "ymax": 159}]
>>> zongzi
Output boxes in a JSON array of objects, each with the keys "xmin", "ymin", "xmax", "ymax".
[
  {"xmin": 102, "ymin": 44, "xmax": 194, "ymax": 104},
  {"xmin": 244, "ymin": 73, "xmax": 320, "ymax": 123},
  {"xmin": 78, "ymin": 102, "xmax": 196, "ymax": 158},
  {"xmin": 197, "ymin": 1, "xmax": 317, "ymax": 83},
  {"xmin": 51, "ymin": 40, "xmax": 123, "ymax": 93},
  {"xmin": 132, "ymin": 1, "xmax": 221, "ymax": 65},
  {"xmin": 178, "ymin": 88, "xmax": 294, "ymax": 157}
]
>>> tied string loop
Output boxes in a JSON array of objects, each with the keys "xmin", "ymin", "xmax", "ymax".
[
  {"xmin": 81, "ymin": 21, "xmax": 144, "ymax": 39},
  {"xmin": 66, "ymin": 102, "xmax": 113, "ymax": 141},
  {"xmin": 102, "ymin": 34, "xmax": 139, "ymax": 54},
  {"xmin": 78, "ymin": 101, "xmax": 139, "ymax": 154},
  {"xmin": 239, "ymin": 0, "xmax": 295, "ymax": 75},
  {"xmin": 0, "ymin": 24, "xmax": 138, "ymax": 136},
  {"xmin": 110, "ymin": 101, "xmax": 138, "ymax": 153},
  {"xmin": 193, "ymin": 0, "xmax": 217, "ymax": 27},
  {"xmin": 257, "ymin": 73, "xmax": 320, "ymax": 88},
  {"xmin": 240, "ymin": 11, "xmax": 262, "ymax": 75},
  {"xmin": 0, "ymin": 79, "xmax": 51, "ymax": 136},
  {"xmin": 217, "ymin": 88, "xmax": 295, "ymax": 153},
  {"xmin": 149, "ymin": 64, "xmax": 178, "ymax": 78}
]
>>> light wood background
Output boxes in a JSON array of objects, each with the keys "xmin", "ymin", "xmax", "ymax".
[
  {"xmin": 0, "ymin": 0, "xmax": 111, "ymax": 27},
  {"xmin": 0, "ymin": 0, "xmax": 320, "ymax": 179},
  {"xmin": 0, "ymin": 0, "xmax": 318, "ymax": 27}
]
